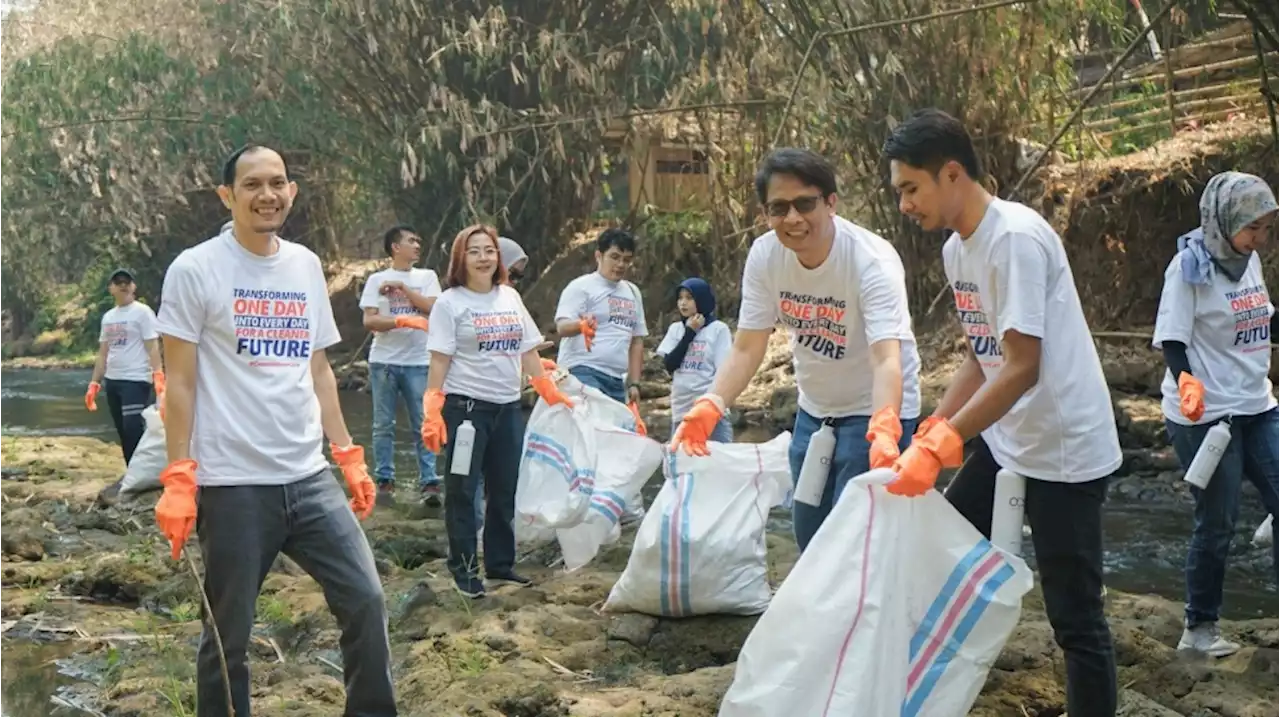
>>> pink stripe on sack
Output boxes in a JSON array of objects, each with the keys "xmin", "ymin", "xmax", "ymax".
[
  {"xmin": 820, "ymin": 485, "xmax": 877, "ymax": 716},
  {"xmin": 904, "ymin": 552, "xmax": 1004, "ymax": 690}
]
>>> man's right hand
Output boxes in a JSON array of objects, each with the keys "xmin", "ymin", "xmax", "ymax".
[
  {"xmin": 579, "ymin": 315, "xmax": 597, "ymax": 351},
  {"xmin": 670, "ymin": 395, "xmax": 726, "ymax": 457},
  {"xmin": 85, "ymin": 382, "xmax": 101, "ymax": 412},
  {"xmin": 1177, "ymin": 372, "xmax": 1205, "ymax": 422},
  {"xmin": 394, "ymin": 315, "xmax": 429, "ymax": 332},
  {"xmin": 155, "ymin": 459, "xmax": 199, "ymax": 560}
]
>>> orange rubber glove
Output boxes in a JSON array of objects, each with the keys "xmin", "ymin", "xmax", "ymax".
[
  {"xmin": 394, "ymin": 315, "xmax": 429, "ymax": 332},
  {"xmin": 540, "ymin": 358, "xmax": 559, "ymax": 373},
  {"xmin": 579, "ymin": 315, "xmax": 597, "ymax": 351},
  {"xmin": 421, "ymin": 389, "xmax": 448, "ymax": 454},
  {"xmin": 866, "ymin": 405, "xmax": 903, "ymax": 470},
  {"xmin": 914, "ymin": 415, "xmax": 943, "ymax": 438},
  {"xmin": 331, "ymin": 443, "xmax": 376, "ymax": 519},
  {"xmin": 155, "ymin": 459, "xmax": 198, "ymax": 560},
  {"xmin": 628, "ymin": 401, "xmax": 648, "ymax": 437},
  {"xmin": 85, "ymin": 382, "xmax": 101, "ymax": 412},
  {"xmin": 1178, "ymin": 372, "xmax": 1205, "ymax": 422},
  {"xmin": 531, "ymin": 374, "xmax": 575, "ymax": 408},
  {"xmin": 886, "ymin": 418, "xmax": 964, "ymax": 497},
  {"xmin": 670, "ymin": 395, "xmax": 725, "ymax": 457},
  {"xmin": 153, "ymin": 371, "xmax": 167, "ymax": 421}
]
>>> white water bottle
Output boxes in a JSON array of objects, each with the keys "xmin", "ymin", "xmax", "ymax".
[
  {"xmin": 1183, "ymin": 420, "xmax": 1231, "ymax": 489},
  {"xmin": 450, "ymin": 419, "xmax": 476, "ymax": 476},
  {"xmin": 991, "ymin": 469, "xmax": 1027, "ymax": 556},
  {"xmin": 794, "ymin": 421, "xmax": 836, "ymax": 507}
]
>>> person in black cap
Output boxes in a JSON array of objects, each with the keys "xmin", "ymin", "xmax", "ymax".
[{"xmin": 86, "ymin": 268, "xmax": 165, "ymax": 466}]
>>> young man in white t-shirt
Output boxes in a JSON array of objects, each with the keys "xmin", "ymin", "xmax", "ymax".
[
  {"xmin": 86, "ymin": 268, "xmax": 165, "ymax": 466},
  {"xmin": 669, "ymin": 148, "xmax": 922, "ymax": 552},
  {"xmin": 359, "ymin": 224, "xmax": 441, "ymax": 506},
  {"xmin": 883, "ymin": 108, "xmax": 1121, "ymax": 717},
  {"xmin": 154, "ymin": 145, "xmax": 394, "ymax": 716}
]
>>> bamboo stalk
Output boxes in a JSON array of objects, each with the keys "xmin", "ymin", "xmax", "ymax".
[
  {"xmin": 1084, "ymin": 91, "xmax": 1266, "ymax": 130},
  {"xmin": 1070, "ymin": 53, "xmax": 1275, "ymax": 98},
  {"xmin": 1092, "ymin": 101, "xmax": 1266, "ymax": 140}
]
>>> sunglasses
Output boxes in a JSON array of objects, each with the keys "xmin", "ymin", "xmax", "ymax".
[{"xmin": 764, "ymin": 194, "xmax": 825, "ymax": 218}]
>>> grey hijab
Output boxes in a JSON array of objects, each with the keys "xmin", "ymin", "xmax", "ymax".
[
  {"xmin": 497, "ymin": 236, "xmax": 528, "ymax": 271},
  {"xmin": 1181, "ymin": 171, "xmax": 1277, "ymax": 284}
]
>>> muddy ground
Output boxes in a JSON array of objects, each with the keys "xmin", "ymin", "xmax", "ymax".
[{"xmin": 2, "ymin": 397, "xmax": 1278, "ymax": 717}]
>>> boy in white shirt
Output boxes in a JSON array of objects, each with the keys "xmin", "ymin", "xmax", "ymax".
[
  {"xmin": 359, "ymin": 225, "xmax": 441, "ymax": 506},
  {"xmin": 85, "ymin": 268, "xmax": 165, "ymax": 466},
  {"xmin": 154, "ymin": 145, "xmax": 393, "ymax": 716},
  {"xmin": 882, "ymin": 108, "xmax": 1121, "ymax": 717},
  {"xmin": 669, "ymin": 148, "xmax": 922, "ymax": 552}
]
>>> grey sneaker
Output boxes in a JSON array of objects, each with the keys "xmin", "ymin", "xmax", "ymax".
[
  {"xmin": 1177, "ymin": 623, "xmax": 1240, "ymax": 657},
  {"xmin": 420, "ymin": 482, "xmax": 442, "ymax": 507},
  {"xmin": 453, "ymin": 576, "xmax": 486, "ymax": 599},
  {"xmin": 487, "ymin": 571, "xmax": 533, "ymax": 588}
]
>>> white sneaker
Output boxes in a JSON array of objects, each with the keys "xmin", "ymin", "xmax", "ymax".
[{"xmin": 1177, "ymin": 623, "xmax": 1241, "ymax": 657}]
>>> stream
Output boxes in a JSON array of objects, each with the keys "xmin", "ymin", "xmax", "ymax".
[{"xmin": 2, "ymin": 366, "xmax": 1276, "ymax": 715}]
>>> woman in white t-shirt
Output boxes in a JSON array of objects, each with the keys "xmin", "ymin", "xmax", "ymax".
[
  {"xmin": 421, "ymin": 224, "xmax": 573, "ymax": 599},
  {"xmin": 1153, "ymin": 171, "xmax": 1278, "ymax": 658},
  {"xmin": 656, "ymin": 278, "xmax": 733, "ymax": 442}
]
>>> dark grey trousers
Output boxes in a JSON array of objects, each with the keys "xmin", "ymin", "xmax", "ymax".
[{"xmin": 195, "ymin": 469, "xmax": 396, "ymax": 716}]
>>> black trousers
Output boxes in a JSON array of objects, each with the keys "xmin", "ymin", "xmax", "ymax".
[
  {"xmin": 944, "ymin": 437, "xmax": 1118, "ymax": 717},
  {"xmin": 104, "ymin": 378, "xmax": 153, "ymax": 465}
]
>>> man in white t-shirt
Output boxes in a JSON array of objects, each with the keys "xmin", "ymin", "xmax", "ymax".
[
  {"xmin": 86, "ymin": 268, "xmax": 165, "ymax": 466},
  {"xmin": 359, "ymin": 224, "xmax": 441, "ymax": 507},
  {"xmin": 154, "ymin": 145, "xmax": 394, "ymax": 716},
  {"xmin": 669, "ymin": 148, "xmax": 922, "ymax": 552},
  {"xmin": 554, "ymin": 229, "xmax": 648, "ymax": 413},
  {"xmin": 883, "ymin": 108, "xmax": 1121, "ymax": 717}
]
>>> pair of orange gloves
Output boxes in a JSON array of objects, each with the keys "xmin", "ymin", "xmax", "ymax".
[
  {"xmin": 86, "ymin": 371, "xmax": 168, "ymax": 416},
  {"xmin": 153, "ymin": 444, "xmax": 377, "ymax": 560},
  {"xmin": 670, "ymin": 398, "xmax": 964, "ymax": 496},
  {"xmin": 419, "ymin": 372, "xmax": 575, "ymax": 453}
]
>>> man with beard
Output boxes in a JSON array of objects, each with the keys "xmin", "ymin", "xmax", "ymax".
[
  {"xmin": 359, "ymin": 224, "xmax": 441, "ymax": 506},
  {"xmin": 155, "ymin": 145, "xmax": 395, "ymax": 716},
  {"xmin": 882, "ymin": 108, "xmax": 1120, "ymax": 717}
]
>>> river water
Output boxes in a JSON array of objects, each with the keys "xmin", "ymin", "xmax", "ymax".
[{"xmin": 1, "ymin": 367, "xmax": 1277, "ymax": 714}]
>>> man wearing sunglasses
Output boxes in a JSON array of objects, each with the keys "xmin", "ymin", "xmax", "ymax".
[{"xmin": 669, "ymin": 148, "xmax": 922, "ymax": 553}]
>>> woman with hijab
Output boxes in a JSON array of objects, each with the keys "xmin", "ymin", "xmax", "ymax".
[
  {"xmin": 497, "ymin": 236, "xmax": 529, "ymax": 285},
  {"xmin": 656, "ymin": 278, "xmax": 734, "ymax": 442},
  {"xmin": 1153, "ymin": 171, "xmax": 1278, "ymax": 658}
]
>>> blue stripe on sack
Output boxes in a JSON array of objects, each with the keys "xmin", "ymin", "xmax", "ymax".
[
  {"xmin": 678, "ymin": 475, "xmax": 695, "ymax": 616},
  {"xmin": 908, "ymin": 542, "xmax": 992, "ymax": 660},
  {"xmin": 901, "ymin": 562, "xmax": 1016, "ymax": 717},
  {"xmin": 659, "ymin": 488, "xmax": 674, "ymax": 616},
  {"xmin": 588, "ymin": 490, "xmax": 628, "ymax": 522},
  {"xmin": 525, "ymin": 432, "xmax": 572, "ymax": 464}
]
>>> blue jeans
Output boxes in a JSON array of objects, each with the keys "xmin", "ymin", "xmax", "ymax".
[
  {"xmin": 709, "ymin": 417, "xmax": 733, "ymax": 443},
  {"xmin": 787, "ymin": 408, "xmax": 917, "ymax": 552},
  {"xmin": 1166, "ymin": 406, "xmax": 1279, "ymax": 627},
  {"xmin": 370, "ymin": 362, "xmax": 438, "ymax": 488},
  {"xmin": 569, "ymin": 365, "xmax": 626, "ymax": 403}
]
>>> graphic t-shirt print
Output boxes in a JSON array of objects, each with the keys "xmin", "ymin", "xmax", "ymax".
[
  {"xmin": 779, "ymin": 291, "xmax": 847, "ymax": 359},
  {"xmin": 1227, "ymin": 282, "xmax": 1271, "ymax": 351},
  {"xmin": 472, "ymin": 309, "xmax": 524, "ymax": 353},
  {"xmin": 607, "ymin": 294, "xmax": 638, "ymax": 331},
  {"xmin": 232, "ymin": 288, "xmax": 313, "ymax": 367},
  {"xmin": 103, "ymin": 322, "xmax": 129, "ymax": 348},
  {"xmin": 681, "ymin": 340, "xmax": 709, "ymax": 372},
  {"xmin": 953, "ymin": 281, "xmax": 1001, "ymax": 369}
]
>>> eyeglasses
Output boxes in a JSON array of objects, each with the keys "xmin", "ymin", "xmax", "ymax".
[{"xmin": 765, "ymin": 195, "xmax": 824, "ymax": 218}]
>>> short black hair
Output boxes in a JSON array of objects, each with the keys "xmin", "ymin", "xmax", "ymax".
[
  {"xmin": 221, "ymin": 144, "xmax": 280, "ymax": 187},
  {"xmin": 383, "ymin": 224, "xmax": 417, "ymax": 257},
  {"xmin": 754, "ymin": 148, "xmax": 839, "ymax": 204},
  {"xmin": 881, "ymin": 108, "xmax": 982, "ymax": 179},
  {"xmin": 597, "ymin": 228, "xmax": 636, "ymax": 254}
]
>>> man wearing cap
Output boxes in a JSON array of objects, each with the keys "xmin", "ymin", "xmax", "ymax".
[{"xmin": 86, "ymin": 268, "xmax": 165, "ymax": 466}]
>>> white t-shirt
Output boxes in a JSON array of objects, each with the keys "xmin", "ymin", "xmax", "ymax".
[
  {"xmin": 156, "ymin": 229, "xmax": 342, "ymax": 487},
  {"xmin": 100, "ymin": 302, "xmax": 158, "ymax": 382},
  {"xmin": 554, "ymin": 272, "xmax": 648, "ymax": 379},
  {"xmin": 738, "ymin": 216, "xmax": 922, "ymax": 419},
  {"xmin": 942, "ymin": 198, "xmax": 1121, "ymax": 483},
  {"xmin": 426, "ymin": 285, "xmax": 544, "ymax": 404},
  {"xmin": 656, "ymin": 319, "xmax": 734, "ymax": 422},
  {"xmin": 1152, "ymin": 251, "xmax": 1276, "ymax": 425},
  {"xmin": 358, "ymin": 267, "xmax": 441, "ymax": 366}
]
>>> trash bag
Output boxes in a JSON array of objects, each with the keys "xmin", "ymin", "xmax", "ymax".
[
  {"xmin": 516, "ymin": 393, "xmax": 662, "ymax": 571},
  {"xmin": 718, "ymin": 468, "xmax": 1034, "ymax": 717},
  {"xmin": 604, "ymin": 432, "xmax": 793, "ymax": 617},
  {"xmin": 118, "ymin": 406, "xmax": 167, "ymax": 496},
  {"xmin": 1253, "ymin": 514, "xmax": 1274, "ymax": 548}
]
